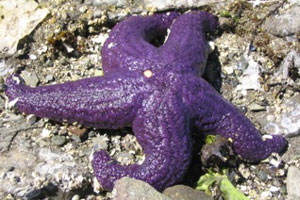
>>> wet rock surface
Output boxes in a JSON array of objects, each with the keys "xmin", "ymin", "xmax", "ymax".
[{"xmin": 0, "ymin": 0, "xmax": 299, "ymax": 199}]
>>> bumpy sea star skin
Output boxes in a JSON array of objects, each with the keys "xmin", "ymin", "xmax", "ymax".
[{"xmin": 5, "ymin": 11, "xmax": 286, "ymax": 191}]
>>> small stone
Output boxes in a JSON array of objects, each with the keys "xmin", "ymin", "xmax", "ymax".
[
  {"xmin": 58, "ymin": 126, "xmax": 67, "ymax": 135},
  {"xmin": 29, "ymin": 54, "xmax": 37, "ymax": 60},
  {"xmin": 249, "ymin": 103, "xmax": 265, "ymax": 111},
  {"xmin": 71, "ymin": 135, "xmax": 81, "ymax": 143},
  {"xmin": 0, "ymin": 60, "xmax": 13, "ymax": 76},
  {"xmin": 112, "ymin": 177, "xmax": 171, "ymax": 200},
  {"xmin": 264, "ymin": 122, "xmax": 280, "ymax": 135},
  {"xmin": 0, "ymin": 96, "xmax": 5, "ymax": 110},
  {"xmin": 88, "ymin": 130, "xmax": 96, "ymax": 137},
  {"xmin": 257, "ymin": 170, "xmax": 268, "ymax": 182},
  {"xmin": 269, "ymin": 157, "xmax": 282, "ymax": 168},
  {"xmin": 68, "ymin": 125, "xmax": 87, "ymax": 138},
  {"xmin": 270, "ymin": 186, "xmax": 280, "ymax": 192},
  {"xmin": 71, "ymin": 194, "xmax": 80, "ymax": 200},
  {"xmin": 163, "ymin": 185, "xmax": 213, "ymax": 200},
  {"xmin": 260, "ymin": 191, "xmax": 271, "ymax": 198},
  {"xmin": 236, "ymin": 55, "xmax": 263, "ymax": 93},
  {"xmin": 94, "ymin": 69, "xmax": 104, "ymax": 76},
  {"xmin": 115, "ymin": 152, "xmax": 134, "ymax": 165},
  {"xmin": 223, "ymin": 66, "xmax": 234, "ymax": 75},
  {"xmin": 280, "ymin": 185, "xmax": 287, "ymax": 195},
  {"xmin": 142, "ymin": 0, "xmax": 220, "ymax": 11},
  {"xmin": 287, "ymin": 166, "xmax": 300, "ymax": 199},
  {"xmin": 20, "ymin": 71, "xmax": 39, "ymax": 87},
  {"xmin": 92, "ymin": 135, "xmax": 109, "ymax": 151},
  {"xmin": 51, "ymin": 135, "xmax": 66, "ymax": 146},
  {"xmin": 45, "ymin": 74, "xmax": 54, "ymax": 82},
  {"xmin": 41, "ymin": 128, "xmax": 52, "ymax": 138},
  {"xmin": 91, "ymin": 0, "xmax": 128, "ymax": 7},
  {"xmin": 26, "ymin": 114, "xmax": 37, "ymax": 125}
]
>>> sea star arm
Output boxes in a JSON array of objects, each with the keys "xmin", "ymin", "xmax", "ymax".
[
  {"xmin": 190, "ymin": 78, "xmax": 286, "ymax": 162},
  {"xmin": 5, "ymin": 72, "xmax": 149, "ymax": 129},
  {"xmin": 161, "ymin": 11, "xmax": 218, "ymax": 75},
  {"xmin": 92, "ymin": 91, "xmax": 193, "ymax": 191},
  {"xmin": 101, "ymin": 12, "xmax": 180, "ymax": 74}
]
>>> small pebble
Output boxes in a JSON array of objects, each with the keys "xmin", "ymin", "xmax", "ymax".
[
  {"xmin": 260, "ymin": 190, "xmax": 271, "ymax": 198},
  {"xmin": 29, "ymin": 54, "xmax": 37, "ymax": 60},
  {"xmin": 71, "ymin": 194, "xmax": 80, "ymax": 200},
  {"xmin": 71, "ymin": 135, "xmax": 81, "ymax": 143},
  {"xmin": 51, "ymin": 135, "xmax": 66, "ymax": 146},
  {"xmin": 270, "ymin": 186, "xmax": 280, "ymax": 192},
  {"xmin": 68, "ymin": 125, "xmax": 87, "ymax": 138},
  {"xmin": 45, "ymin": 74, "xmax": 54, "ymax": 82},
  {"xmin": 116, "ymin": 152, "xmax": 135, "ymax": 165},
  {"xmin": 92, "ymin": 135, "xmax": 109, "ymax": 151},
  {"xmin": 88, "ymin": 130, "xmax": 96, "ymax": 137},
  {"xmin": 41, "ymin": 128, "xmax": 52, "ymax": 138},
  {"xmin": 269, "ymin": 158, "xmax": 282, "ymax": 168},
  {"xmin": 249, "ymin": 103, "xmax": 265, "ymax": 111},
  {"xmin": 0, "ymin": 96, "xmax": 5, "ymax": 110},
  {"xmin": 20, "ymin": 71, "xmax": 39, "ymax": 87},
  {"xmin": 26, "ymin": 114, "xmax": 37, "ymax": 125},
  {"xmin": 257, "ymin": 170, "xmax": 268, "ymax": 181}
]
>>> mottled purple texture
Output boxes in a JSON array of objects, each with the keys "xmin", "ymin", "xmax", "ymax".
[{"xmin": 5, "ymin": 11, "xmax": 286, "ymax": 192}]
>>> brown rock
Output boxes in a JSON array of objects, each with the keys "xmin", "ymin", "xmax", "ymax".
[
  {"xmin": 68, "ymin": 125, "xmax": 87, "ymax": 137},
  {"xmin": 163, "ymin": 185, "xmax": 213, "ymax": 200},
  {"xmin": 113, "ymin": 177, "xmax": 171, "ymax": 200}
]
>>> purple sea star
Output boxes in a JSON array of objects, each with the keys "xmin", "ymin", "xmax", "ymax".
[{"xmin": 5, "ymin": 11, "xmax": 286, "ymax": 191}]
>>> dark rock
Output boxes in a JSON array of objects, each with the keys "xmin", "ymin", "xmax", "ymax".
[{"xmin": 200, "ymin": 135, "xmax": 236, "ymax": 168}]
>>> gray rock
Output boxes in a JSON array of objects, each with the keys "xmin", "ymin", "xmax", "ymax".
[
  {"xmin": 0, "ymin": 96, "xmax": 5, "ymax": 110},
  {"xmin": 142, "ymin": 0, "xmax": 222, "ymax": 11},
  {"xmin": 287, "ymin": 166, "xmax": 300, "ymax": 200},
  {"xmin": 26, "ymin": 114, "xmax": 37, "ymax": 125},
  {"xmin": 115, "ymin": 151, "xmax": 135, "ymax": 165},
  {"xmin": 0, "ymin": 114, "xmax": 27, "ymax": 152},
  {"xmin": 45, "ymin": 74, "xmax": 54, "ymax": 82},
  {"xmin": 87, "ymin": 0, "xmax": 221, "ymax": 12},
  {"xmin": 273, "ymin": 50, "xmax": 300, "ymax": 81},
  {"xmin": 257, "ymin": 93, "xmax": 300, "ymax": 137},
  {"xmin": 263, "ymin": 5, "xmax": 300, "ymax": 36},
  {"xmin": 257, "ymin": 170, "xmax": 268, "ymax": 182},
  {"xmin": 249, "ymin": 103, "xmax": 265, "ymax": 112},
  {"xmin": 0, "ymin": 0, "xmax": 49, "ymax": 57},
  {"xmin": 92, "ymin": 135, "xmax": 109, "ymax": 151},
  {"xmin": 0, "ymin": 59, "xmax": 13, "ymax": 76},
  {"xmin": 257, "ymin": 51, "xmax": 300, "ymax": 137},
  {"xmin": 51, "ymin": 135, "xmax": 66, "ymax": 146},
  {"xmin": 282, "ymin": 137, "xmax": 300, "ymax": 162},
  {"xmin": 112, "ymin": 177, "xmax": 171, "ymax": 200},
  {"xmin": 163, "ymin": 185, "xmax": 213, "ymax": 200},
  {"xmin": 90, "ymin": 0, "xmax": 128, "ymax": 7},
  {"xmin": 20, "ymin": 71, "xmax": 39, "ymax": 87}
]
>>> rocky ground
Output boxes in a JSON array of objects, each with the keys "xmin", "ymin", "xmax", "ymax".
[{"xmin": 0, "ymin": 0, "xmax": 300, "ymax": 199}]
